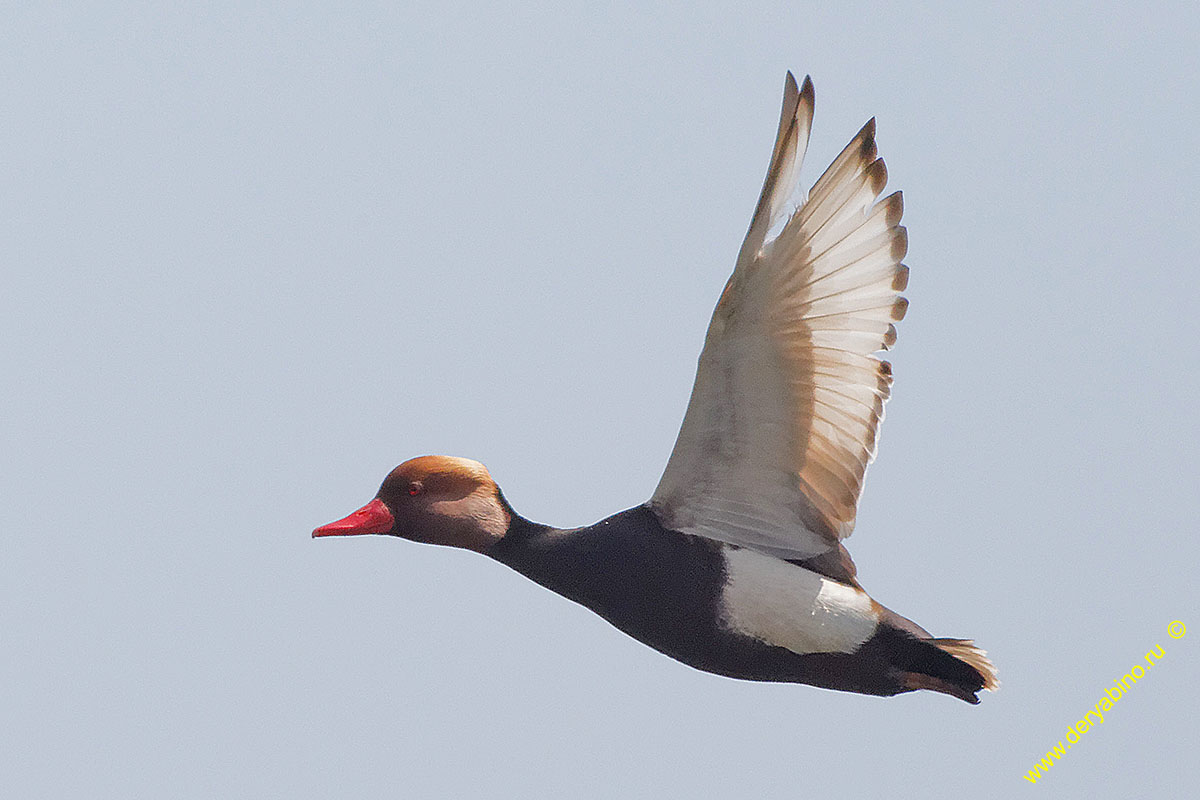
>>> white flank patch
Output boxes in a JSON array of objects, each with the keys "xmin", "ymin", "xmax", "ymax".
[{"xmin": 719, "ymin": 546, "xmax": 878, "ymax": 655}]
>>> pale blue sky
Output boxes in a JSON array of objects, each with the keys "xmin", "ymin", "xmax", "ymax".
[{"xmin": 3, "ymin": 2, "xmax": 1198, "ymax": 797}]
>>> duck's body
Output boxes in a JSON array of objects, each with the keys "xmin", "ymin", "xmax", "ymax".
[
  {"xmin": 314, "ymin": 73, "xmax": 997, "ymax": 703},
  {"xmin": 493, "ymin": 504, "xmax": 988, "ymax": 702}
]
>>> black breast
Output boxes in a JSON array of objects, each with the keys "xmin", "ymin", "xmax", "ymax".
[{"xmin": 489, "ymin": 505, "xmax": 729, "ymax": 667}]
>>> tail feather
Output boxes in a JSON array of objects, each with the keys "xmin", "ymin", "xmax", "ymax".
[
  {"xmin": 888, "ymin": 632, "xmax": 999, "ymax": 704},
  {"xmin": 929, "ymin": 638, "xmax": 1000, "ymax": 692}
]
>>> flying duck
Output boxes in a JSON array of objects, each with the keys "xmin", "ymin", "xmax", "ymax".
[{"xmin": 314, "ymin": 73, "xmax": 998, "ymax": 703}]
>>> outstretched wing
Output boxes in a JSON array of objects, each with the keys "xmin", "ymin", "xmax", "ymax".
[{"xmin": 650, "ymin": 73, "xmax": 908, "ymax": 561}]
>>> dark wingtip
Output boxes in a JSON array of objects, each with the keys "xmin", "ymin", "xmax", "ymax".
[
  {"xmin": 892, "ymin": 226, "xmax": 909, "ymax": 261},
  {"xmin": 799, "ymin": 74, "xmax": 815, "ymax": 107},
  {"xmin": 879, "ymin": 190, "xmax": 904, "ymax": 226}
]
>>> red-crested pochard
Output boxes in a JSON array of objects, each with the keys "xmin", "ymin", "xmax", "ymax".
[{"xmin": 315, "ymin": 73, "xmax": 998, "ymax": 703}]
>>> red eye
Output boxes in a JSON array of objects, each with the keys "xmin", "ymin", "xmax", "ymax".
[{"xmin": 408, "ymin": 482, "xmax": 423, "ymax": 497}]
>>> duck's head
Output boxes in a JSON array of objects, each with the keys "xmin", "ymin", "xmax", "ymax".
[{"xmin": 312, "ymin": 455, "xmax": 510, "ymax": 553}]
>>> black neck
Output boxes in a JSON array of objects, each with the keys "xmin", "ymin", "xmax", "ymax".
[{"xmin": 486, "ymin": 491, "xmax": 564, "ymax": 564}]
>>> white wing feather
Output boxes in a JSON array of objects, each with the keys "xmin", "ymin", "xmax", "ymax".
[{"xmin": 650, "ymin": 74, "xmax": 907, "ymax": 561}]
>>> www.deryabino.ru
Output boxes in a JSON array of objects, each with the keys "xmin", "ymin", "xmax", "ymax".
[{"xmin": 1023, "ymin": 620, "xmax": 1185, "ymax": 785}]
